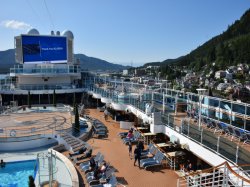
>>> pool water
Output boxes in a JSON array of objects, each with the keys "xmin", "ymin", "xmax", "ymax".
[{"xmin": 0, "ymin": 160, "xmax": 36, "ymax": 187}]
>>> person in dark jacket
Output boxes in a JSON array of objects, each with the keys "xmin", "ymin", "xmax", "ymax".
[
  {"xmin": 128, "ymin": 140, "xmax": 132, "ymax": 159},
  {"xmin": 134, "ymin": 145, "xmax": 141, "ymax": 168},
  {"xmin": 138, "ymin": 141, "xmax": 144, "ymax": 151}
]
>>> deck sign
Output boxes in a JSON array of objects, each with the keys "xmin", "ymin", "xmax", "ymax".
[{"xmin": 22, "ymin": 35, "xmax": 67, "ymax": 64}]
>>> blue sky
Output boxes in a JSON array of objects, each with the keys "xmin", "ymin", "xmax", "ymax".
[{"xmin": 0, "ymin": 0, "xmax": 249, "ymax": 66}]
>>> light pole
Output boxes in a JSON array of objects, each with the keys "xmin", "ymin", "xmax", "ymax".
[{"xmin": 196, "ymin": 88, "xmax": 207, "ymax": 130}]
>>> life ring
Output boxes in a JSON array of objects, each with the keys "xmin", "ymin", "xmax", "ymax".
[{"xmin": 10, "ymin": 130, "xmax": 16, "ymax": 137}]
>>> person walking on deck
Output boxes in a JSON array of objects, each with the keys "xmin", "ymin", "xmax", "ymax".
[
  {"xmin": 128, "ymin": 140, "xmax": 132, "ymax": 159},
  {"xmin": 134, "ymin": 145, "xmax": 141, "ymax": 168}
]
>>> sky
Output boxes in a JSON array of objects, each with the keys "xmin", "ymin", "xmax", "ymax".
[{"xmin": 0, "ymin": 0, "xmax": 249, "ymax": 66}]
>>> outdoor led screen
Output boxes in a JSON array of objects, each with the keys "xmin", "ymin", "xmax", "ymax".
[{"xmin": 22, "ymin": 35, "xmax": 67, "ymax": 64}]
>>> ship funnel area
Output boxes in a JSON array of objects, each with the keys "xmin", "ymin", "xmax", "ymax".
[{"xmin": 177, "ymin": 161, "xmax": 250, "ymax": 186}]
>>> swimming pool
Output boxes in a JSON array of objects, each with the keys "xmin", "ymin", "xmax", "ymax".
[{"xmin": 0, "ymin": 160, "xmax": 36, "ymax": 187}]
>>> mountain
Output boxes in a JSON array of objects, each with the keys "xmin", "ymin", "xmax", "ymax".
[
  {"xmin": 0, "ymin": 49, "xmax": 128, "ymax": 73},
  {"xmin": 0, "ymin": 49, "xmax": 15, "ymax": 73},
  {"xmin": 158, "ymin": 8, "xmax": 250, "ymax": 78},
  {"xmin": 74, "ymin": 53, "xmax": 129, "ymax": 71}
]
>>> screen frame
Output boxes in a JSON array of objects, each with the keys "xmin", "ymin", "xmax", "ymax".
[{"xmin": 21, "ymin": 34, "xmax": 68, "ymax": 64}]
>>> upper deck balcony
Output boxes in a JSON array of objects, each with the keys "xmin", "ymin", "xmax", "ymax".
[
  {"xmin": 87, "ymin": 79, "xmax": 250, "ymax": 166},
  {"xmin": 10, "ymin": 64, "xmax": 81, "ymax": 77}
]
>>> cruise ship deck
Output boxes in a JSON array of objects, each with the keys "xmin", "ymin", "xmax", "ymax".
[{"xmin": 73, "ymin": 108, "xmax": 178, "ymax": 187}]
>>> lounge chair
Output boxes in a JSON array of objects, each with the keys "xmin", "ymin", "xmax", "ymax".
[
  {"xmin": 81, "ymin": 155, "xmax": 104, "ymax": 173},
  {"xmin": 123, "ymin": 131, "xmax": 141, "ymax": 145},
  {"xmin": 68, "ymin": 146, "xmax": 87, "ymax": 158},
  {"xmin": 214, "ymin": 123, "xmax": 228, "ymax": 135},
  {"xmin": 79, "ymin": 152, "xmax": 102, "ymax": 168},
  {"xmin": 141, "ymin": 143, "xmax": 156, "ymax": 158},
  {"xmin": 118, "ymin": 131, "xmax": 128, "ymax": 138},
  {"xmin": 93, "ymin": 127, "xmax": 108, "ymax": 133},
  {"xmin": 93, "ymin": 122, "xmax": 107, "ymax": 129},
  {"xmin": 234, "ymin": 128, "xmax": 246, "ymax": 142},
  {"xmin": 226, "ymin": 126, "xmax": 245, "ymax": 142},
  {"xmin": 73, "ymin": 149, "xmax": 93, "ymax": 163},
  {"xmin": 94, "ymin": 130, "xmax": 108, "ymax": 138},
  {"xmin": 87, "ymin": 167, "xmax": 115, "ymax": 185},
  {"xmin": 90, "ymin": 174, "xmax": 118, "ymax": 187},
  {"xmin": 225, "ymin": 125, "xmax": 235, "ymax": 140},
  {"xmin": 207, "ymin": 121, "xmax": 216, "ymax": 129},
  {"xmin": 85, "ymin": 162, "xmax": 111, "ymax": 179},
  {"xmin": 243, "ymin": 133, "xmax": 250, "ymax": 145},
  {"xmin": 140, "ymin": 150, "xmax": 162, "ymax": 166},
  {"xmin": 140, "ymin": 151, "xmax": 165, "ymax": 170}
]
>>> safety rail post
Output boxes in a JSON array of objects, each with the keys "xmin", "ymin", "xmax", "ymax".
[
  {"xmin": 222, "ymin": 163, "xmax": 227, "ymax": 186},
  {"xmin": 225, "ymin": 164, "xmax": 229, "ymax": 186},
  {"xmin": 217, "ymin": 136, "xmax": 220, "ymax": 153},
  {"xmin": 200, "ymin": 128, "xmax": 203, "ymax": 144},
  {"xmin": 163, "ymin": 93, "xmax": 165, "ymax": 114},
  {"xmin": 212, "ymin": 167, "xmax": 216, "ymax": 187},
  {"xmin": 168, "ymin": 113, "xmax": 170, "ymax": 126},
  {"xmin": 236, "ymin": 145, "xmax": 239, "ymax": 164}
]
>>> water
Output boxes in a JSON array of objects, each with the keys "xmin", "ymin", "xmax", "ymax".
[
  {"xmin": 0, "ymin": 160, "xmax": 36, "ymax": 187},
  {"xmin": 17, "ymin": 106, "xmax": 68, "ymax": 113}
]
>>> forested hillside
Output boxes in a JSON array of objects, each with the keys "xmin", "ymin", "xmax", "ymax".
[{"xmin": 160, "ymin": 8, "xmax": 250, "ymax": 78}]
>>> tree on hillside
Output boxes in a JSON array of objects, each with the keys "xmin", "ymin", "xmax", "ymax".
[{"xmin": 208, "ymin": 87, "xmax": 213, "ymax": 97}]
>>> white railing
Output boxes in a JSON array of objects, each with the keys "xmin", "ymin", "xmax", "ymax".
[{"xmin": 177, "ymin": 162, "xmax": 250, "ymax": 187}]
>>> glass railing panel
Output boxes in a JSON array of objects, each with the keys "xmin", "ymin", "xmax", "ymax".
[
  {"xmin": 201, "ymin": 107, "xmax": 209, "ymax": 117},
  {"xmin": 168, "ymin": 115, "xmax": 175, "ymax": 128},
  {"xmin": 207, "ymin": 97, "xmax": 219, "ymax": 108},
  {"xmin": 232, "ymin": 103, "xmax": 245, "ymax": 116},
  {"xmin": 183, "ymin": 93, "xmax": 188, "ymax": 100},
  {"xmin": 188, "ymin": 125, "xmax": 201, "ymax": 143},
  {"xmin": 171, "ymin": 90, "xmax": 177, "ymax": 97},
  {"xmin": 218, "ymin": 137, "xmax": 237, "ymax": 163},
  {"xmin": 238, "ymin": 146, "xmax": 250, "ymax": 165},
  {"xmin": 191, "ymin": 95, "xmax": 199, "ymax": 102},
  {"xmin": 231, "ymin": 115, "xmax": 245, "ymax": 129},
  {"xmin": 181, "ymin": 120, "xmax": 189, "ymax": 135},
  {"xmin": 202, "ymin": 130, "xmax": 217, "ymax": 152},
  {"xmin": 177, "ymin": 98, "xmax": 187, "ymax": 103},
  {"xmin": 166, "ymin": 90, "xmax": 171, "ymax": 96},
  {"xmin": 220, "ymin": 111, "xmax": 231, "ymax": 124},
  {"xmin": 220, "ymin": 100, "xmax": 231, "ymax": 111},
  {"xmin": 246, "ymin": 119, "xmax": 250, "ymax": 131},
  {"xmin": 247, "ymin": 106, "xmax": 250, "ymax": 116},
  {"xmin": 11, "ymin": 66, "xmax": 80, "ymax": 74},
  {"xmin": 207, "ymin": 108, "xmax": 217, "ymax": 120},
  {"xmin": 161, "ymin": 114, "xmax": 169, "ymax": 125}
]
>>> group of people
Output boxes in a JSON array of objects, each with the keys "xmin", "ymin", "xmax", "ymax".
[
  {"xmin": 179, "ymin": 160, "xmax": 194, "ymax": 172},
  {"xmin": 89, "ymin": 157, "xmax": 108, "ymax": 179}
]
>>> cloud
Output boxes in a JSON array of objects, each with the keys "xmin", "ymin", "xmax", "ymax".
[{"xmin": 1, "ymin": 20, "xmax": 32, "ymax": 30}]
